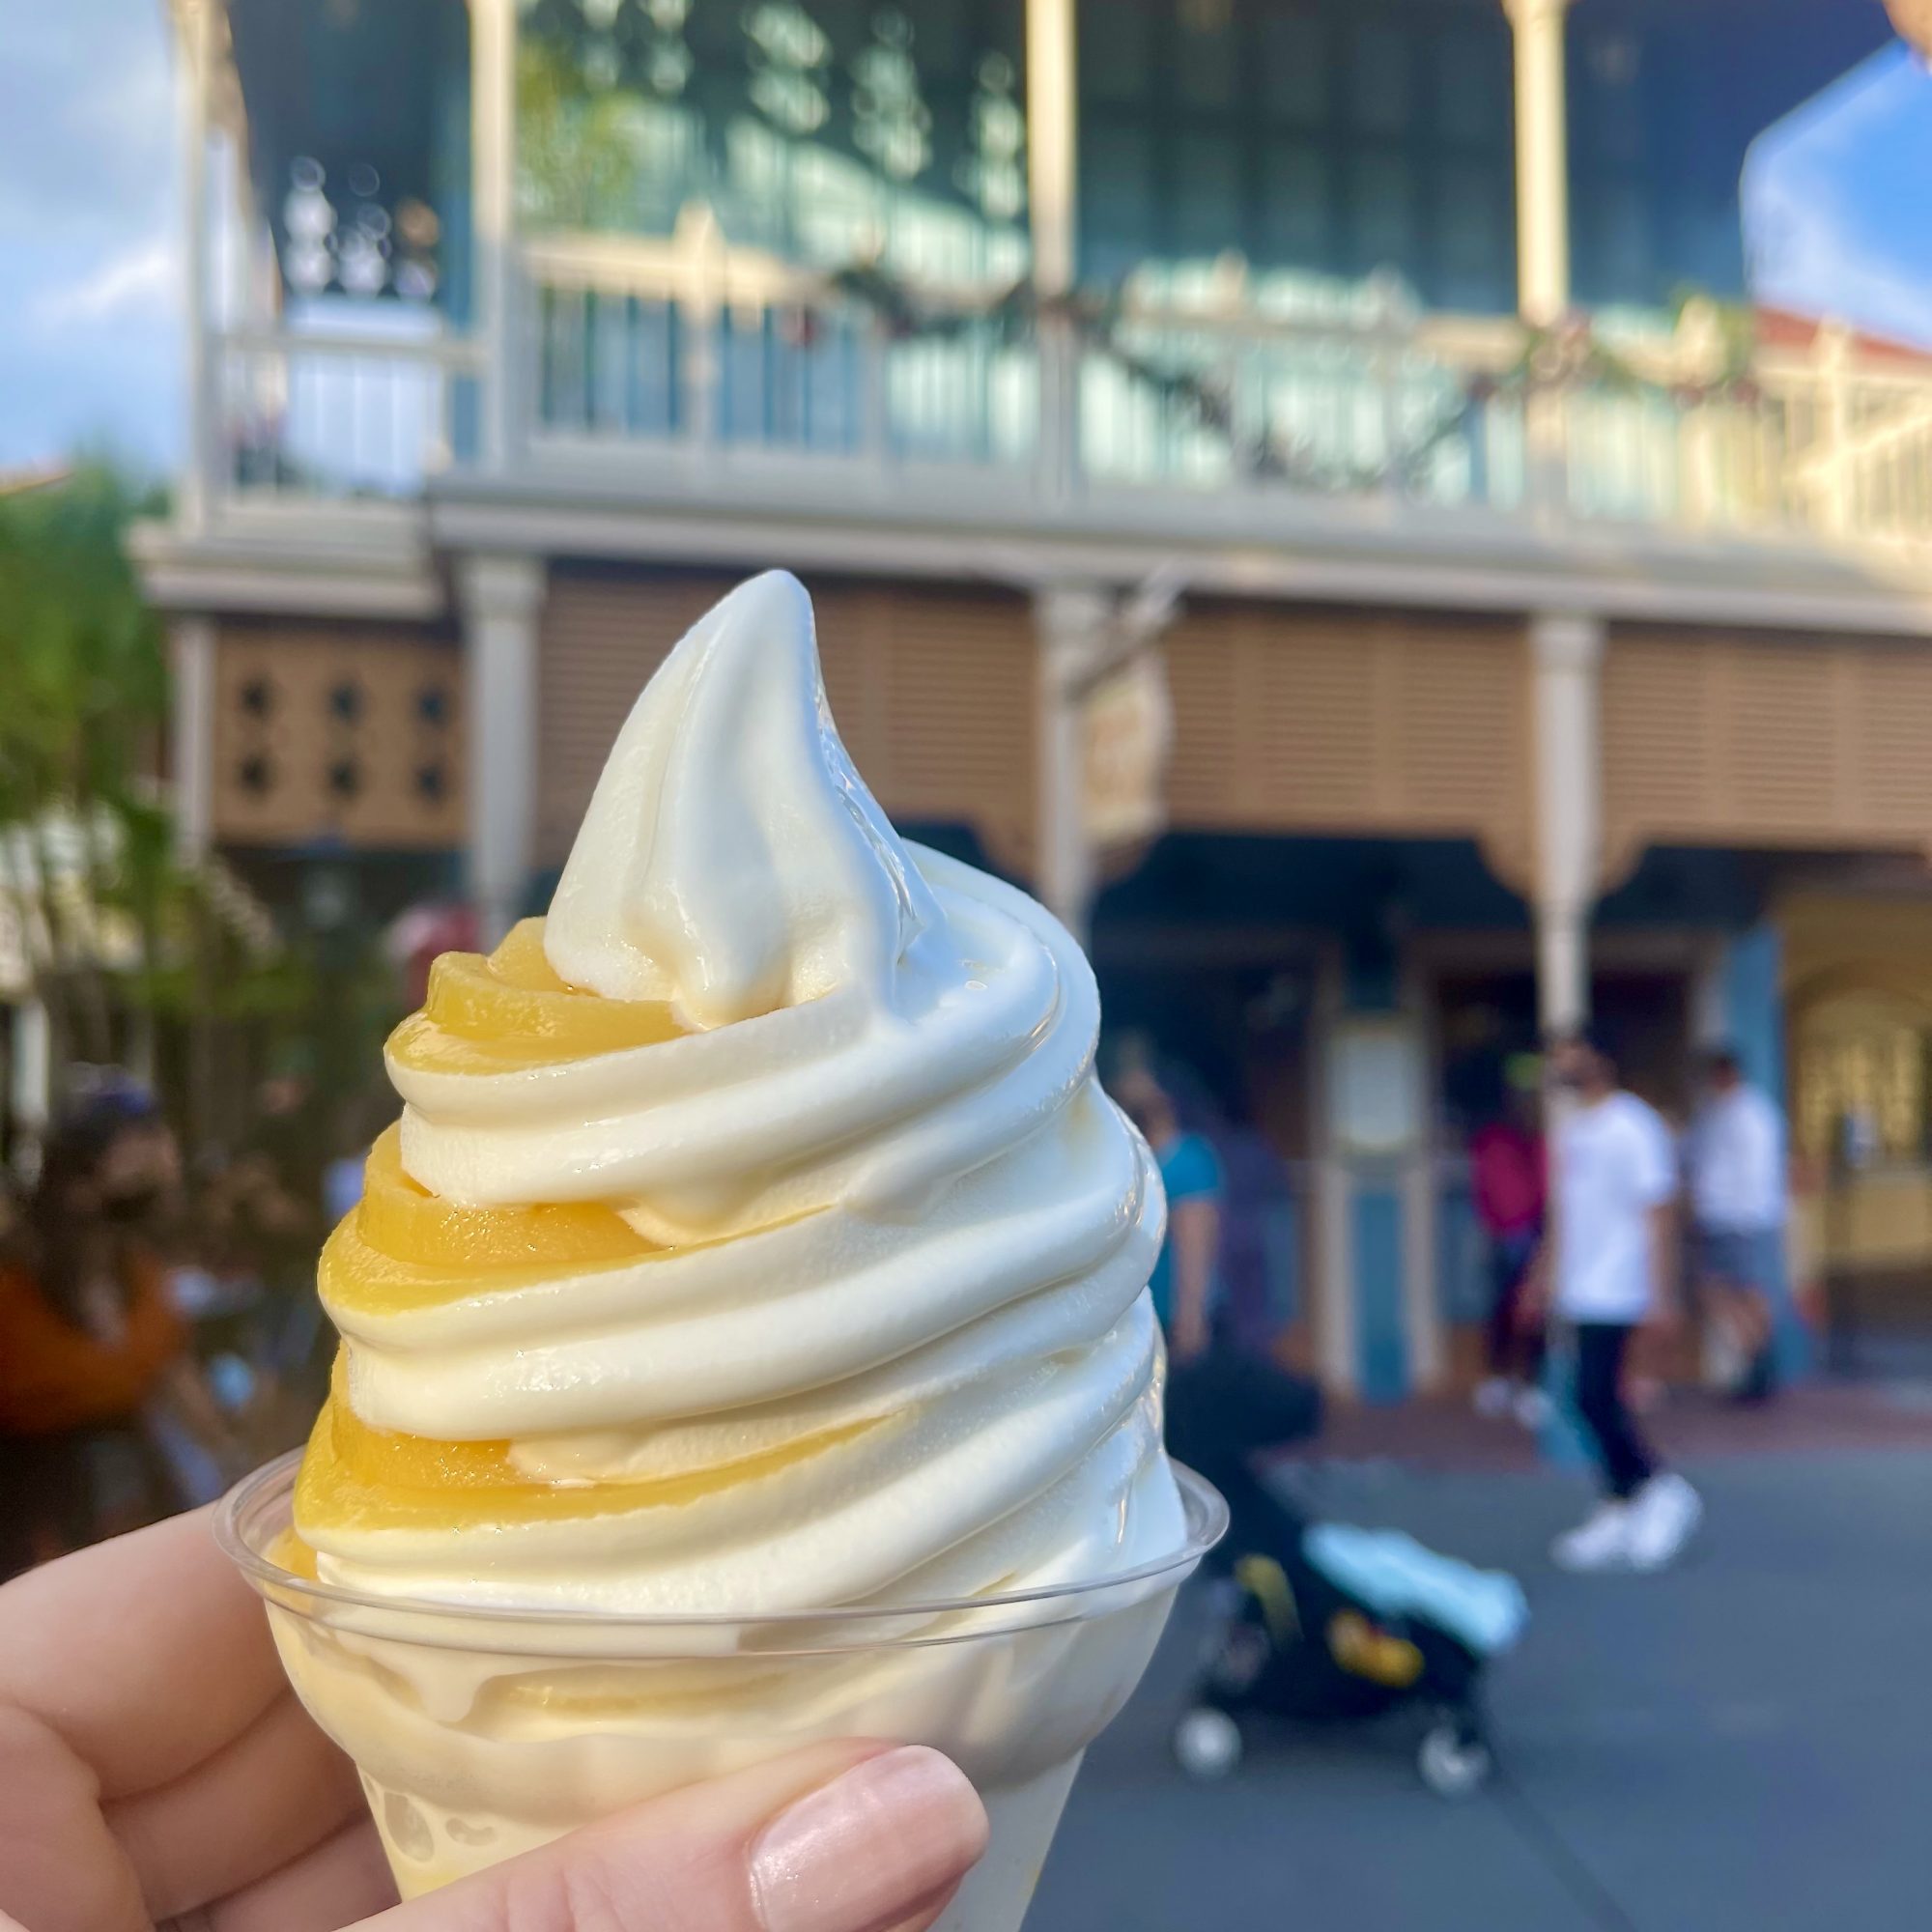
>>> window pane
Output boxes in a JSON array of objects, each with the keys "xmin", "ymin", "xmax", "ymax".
[
  {"xmin": 1349, "ymin": 19, "xmax": 1412, "ymax": 136},
  {"xmin": 1175, "ymin": 0, "xmax": 1238, "ymax": 109},
  {"xmin": 1083, "ymin": 116, "xmax": 1155, "ymax": 268},
  {"xmin": 1174, "ymin": 128, "xmax": 1243, "ymax": 254},
  {"xmin": 1348, "ymin": 149, "xmax": 1413, "ymax": 274},
  {"xmin": 1260, "ymin": 10, "xmax": 1329, "ymax": 128},
  {"xmin": 1435, "ymin": 19, "xmax": 1509, "ymax": 148},
  {"xmin": 1257, "ymin": 139, "xmax": 1332, "ymax": 269},
  {"xmin": 1081, "ymin": 0, "xmax": 1153, "ymax": 102},
  {"xmin": 1433, "ymin": 157, "xmax": 1510, "ymax": 310}
]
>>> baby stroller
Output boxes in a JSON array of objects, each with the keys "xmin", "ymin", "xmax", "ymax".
[{"xmin": 1173, "ymin": 1509, "xmax": 1528, "ymax": 1797}]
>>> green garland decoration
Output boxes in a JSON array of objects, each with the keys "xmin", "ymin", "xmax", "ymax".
[{"xmin": 811, "ymin": 263, "xmax": 1766, "ymax": 491}]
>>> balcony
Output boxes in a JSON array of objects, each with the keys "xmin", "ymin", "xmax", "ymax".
[{"xmin": 191, "ymin": 208, "xmax": 1932, "ymax": 574}]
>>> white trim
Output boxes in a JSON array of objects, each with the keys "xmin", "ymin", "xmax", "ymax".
[
  {"xmin": 139, "ymin": 561, "xmax": 443, "ymax": 620},
  {"xmin": 471, "ymin": 0, "xmax": 520, "ymax": 471},
  {"xmin": 1504, "ymin": 0, "xmax": 1575, "ymax": 327},
  {"xmin": 456, "ymin": 553, "xmax": 548, "ymax": 946},
  {"xmin": 1025, "ymin": 0, "xmax": 1077, "ymax": 298},
  {"xmin": 1532, "ymin": 611, "xmax": 1606, "ymax": 1032},
  {"xmin": 1034, "ymin": 585, "xmax": 1109, "ymax": 943},
  {"xmin": 177, "ymin": 0, "xmax": 214, "ymax": 531},
  {"xmin": 169, "ymin": 616, "xmax": 216, "ymax": 865},
  {"xmin": 423, "ymin": 490, "xmax": 1932, "ymax": 636}
]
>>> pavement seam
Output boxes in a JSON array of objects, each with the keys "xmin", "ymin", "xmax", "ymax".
[{"xmin": 1491, "ymin": 1770, "xmax": 1644, "ymax": 1932}]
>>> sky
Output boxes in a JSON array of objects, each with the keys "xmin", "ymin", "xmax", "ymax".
[
  {"xmin": 1744, "ymin": 41, "xmax": 1932, "ymax": 351},
  {"xmin": 0, "ymin": 2, "xmax": 1928, "ymax": 479},
  {"xmin": 0, "ymin": 0, "xmax": 180, "ymax": 476}
]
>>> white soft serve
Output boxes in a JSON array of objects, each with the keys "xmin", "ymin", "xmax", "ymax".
[{"xmin": 319, "ymin": 570, "xmax": 1182, "ymax": 1614}]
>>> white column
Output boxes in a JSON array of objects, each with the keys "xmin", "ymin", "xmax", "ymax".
[
  {"xmin": 1504, "ymin": 0, "xmax": 1575, "ymax": 327},
  {"xmin": 170, "ymin": 616, "xmax": 216, "ymax": 867},
  {"xmin": 458, "ymin": 554, "xmax": 547, "ymax": 946},
  {"xmin": 1027, "ymin": 0, "xmax": 1079, "ymax": 500},
  {"xmin": 1531, "ymin": 611, "xmax": 1605, "ymax": 1035},
  {"xmin": 1034, "ymin": 584, "xmax": 1108, "ymax": 945},
  {"xmin": 177, "ymin": 0, "xmax": 214, "ymax": 529},
  {"xmin": 471, "ymin": 0, "xmax": 521, "ymax": 471}
]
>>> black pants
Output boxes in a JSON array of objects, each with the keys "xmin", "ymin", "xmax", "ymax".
[
  {"xmin": 1573, "ymin": 1322, "xmax": 1659, "ymax": 1500},
  {"xmin": 1484, "ymin": 1230, "xmax": 1545, "ymax": 1380}
]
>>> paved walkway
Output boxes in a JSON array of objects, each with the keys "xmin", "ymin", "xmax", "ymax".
[{"xmin": 1035, "ymin": 1430, "xmax": 1932, "ymax": 1931}]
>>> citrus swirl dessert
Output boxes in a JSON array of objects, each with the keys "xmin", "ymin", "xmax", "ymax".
[{"xmin": 232, "ymin": 571, "xmax": 1218, "ymax": 1924}]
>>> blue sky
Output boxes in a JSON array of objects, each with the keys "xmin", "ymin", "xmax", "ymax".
[
  {"xmin": 1744, "ymin": 42, "xmax": 1932, "ymax": 351},
  {"xmin": 0, "ymin": 3, "xmax": 1927, "ymax": 478},
  {"xmin": 0, "ymin": 0, "xmax": 180, "ymax": 475}
]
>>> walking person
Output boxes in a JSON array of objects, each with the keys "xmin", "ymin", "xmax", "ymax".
[
  {"xmin": 1539, "ymin": 1032, "xmax": 1703, "ymax": 1574},
  {"xmin": 1470, "ymin": 1065, "xmax": 1548, "ymax": 1428},
  {"xmin": 1688, "ymin": 1046, "xmax": 1788, "ymax": 1404}
]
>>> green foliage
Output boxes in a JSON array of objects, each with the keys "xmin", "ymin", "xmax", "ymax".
[
  {"xmin": 517, "ymin": 37, "xmax": 647, "ymax": 230},
  {"xmin": 0, "ymin": 464, "xmax": 169, "ymax": 831}
]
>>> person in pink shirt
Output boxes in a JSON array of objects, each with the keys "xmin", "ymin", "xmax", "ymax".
[{"xmin": 1469, "ymin": 1065, "xmax": 1548, "ymax": 1427}]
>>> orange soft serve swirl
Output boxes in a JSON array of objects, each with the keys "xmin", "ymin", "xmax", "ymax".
[{"xmin": 296, "ymin": 571, "xmax": 1180, "ymax": 1617}]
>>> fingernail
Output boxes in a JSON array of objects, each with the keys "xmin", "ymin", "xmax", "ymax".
[{"xmin": 750, "ymin": 1746, "xmax": 989, "ymax": 1932}]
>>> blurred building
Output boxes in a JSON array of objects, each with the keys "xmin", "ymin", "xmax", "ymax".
[{"xmin": 139, "ymin": 0, "xmax": 1932, "ymax": 1396}]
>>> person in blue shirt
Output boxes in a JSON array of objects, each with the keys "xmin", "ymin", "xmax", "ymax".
[{"xmin": 1112, "ymin": 1065, "xmax": 1224, "ymax": 1361}]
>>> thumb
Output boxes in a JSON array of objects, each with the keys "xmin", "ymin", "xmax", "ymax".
[{"xmin": 350, "ymin": 1743, "xmax": 989, "ymax": 1932}]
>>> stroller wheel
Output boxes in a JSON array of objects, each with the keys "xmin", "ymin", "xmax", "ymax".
[
  {"xmin": 1172, "ymin": 1706, "xmax": 1244, "ymax": 1781},
  {"xmin": 1417, "ymin": 1718, "xmax": 1492, "ymax": 1799}
]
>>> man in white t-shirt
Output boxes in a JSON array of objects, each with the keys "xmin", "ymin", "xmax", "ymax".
[
  {"xmin": 1538, "ymin": 1031, "xmax": 1702, "ymax": 1573},
  {"xmin": 1688, "ymin": 1047, "xmax": 1787, "ymax": 1404}
]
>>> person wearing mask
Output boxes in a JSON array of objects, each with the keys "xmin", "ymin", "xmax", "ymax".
[
  {"xmin": 1469, "ymin": 1065, "xmax": 1548, "ymax": 1427},
  {"xmin": 1536, "ymin": 1032, "xmax": 1702, "ymax": 1574},
  {"xmin": 0, "ymin": 1084, "xmax": 191, "ymax": 1575},
  {"xmin": 1688, "ymin": 1045, "xmax": 1788, "ymax": 1404}
]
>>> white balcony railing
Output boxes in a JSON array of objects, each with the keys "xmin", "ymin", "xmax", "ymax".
[
  {"xmin": 199, "ymin": 211, "xmax": 1932, "ymax": 559},
  {"xmin": 210, "ymin": 304, "xmax": 487, "ymax": 502}
]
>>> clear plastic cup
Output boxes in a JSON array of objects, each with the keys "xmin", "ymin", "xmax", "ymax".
[{"xmin": 218, "ymin": 1452, "xmax": 1224, "ymax": 1931}]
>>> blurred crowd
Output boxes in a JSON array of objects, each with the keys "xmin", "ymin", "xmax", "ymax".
[{"xmin": 0, "ymin": 1065, "xmax": 381, "ymax": 1579}]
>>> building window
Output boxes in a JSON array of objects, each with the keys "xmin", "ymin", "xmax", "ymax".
[
  {"xmin": 1077, "ymin": 0, "xmax": 1517, "ymax": 312},
  {"xmin": 516, "ymin": 0, "xmax": 1029, "ymax": 284}
]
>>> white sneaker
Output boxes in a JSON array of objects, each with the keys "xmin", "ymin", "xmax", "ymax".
[
  {"xmin": 1551, "ymin": 1502, "xmax": 1632, "ymax": 1572},
  {"xmin": 1513, "ymin": 1386, "xmax": 1553, "ymax": 1430},
  {"xmin": 1626, "ymin": 1473, "xmax": 1702, "ymax": 1573},
  {"xmin": 1474, "ymin": 1377, "xmax": 1514, "ymax": 1419}
]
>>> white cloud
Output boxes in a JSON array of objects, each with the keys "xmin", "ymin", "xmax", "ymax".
[{"xmin": 32, "ymin": 236, "xmax": 177, "ymax": 328}]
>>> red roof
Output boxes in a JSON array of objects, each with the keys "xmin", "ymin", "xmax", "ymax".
[{"xmin": 1754, "ymin": 305, "xmax": 1932, "ymax": 368}]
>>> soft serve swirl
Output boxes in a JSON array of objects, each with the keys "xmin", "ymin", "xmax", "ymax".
[{"xmin": 296, "ymin": 570, "xmax": 1182, "ymax": 1615}]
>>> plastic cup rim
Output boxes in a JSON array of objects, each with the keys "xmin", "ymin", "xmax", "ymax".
[{"xmin": 215, "ymin": 1448, "xmax": 1228, "ymax": 1640}]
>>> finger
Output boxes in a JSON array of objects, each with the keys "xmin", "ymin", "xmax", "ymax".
[
  {"xmin": 198, "ymin": 1816, "xmax": 396, "ymax": 1932},
  {"xmin": 0, "ymin": 1701, "xmax": 149, "ymax": 1932},
  {"xmin": 351, "ymin": 1743, "xmax": 988, "ymax": 1932},
  {"xmin": 0, "ymin": 1508, "xmax": 283, "ymax": 1798},
  {"xmin": 110, "ymin": 1689, "xmax": 365, "ymax": 1922}
]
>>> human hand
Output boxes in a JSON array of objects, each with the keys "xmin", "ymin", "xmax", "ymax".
[{"xmin": 0, "ymin": 1510, "xmax": 989, "ymax": 1932}]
